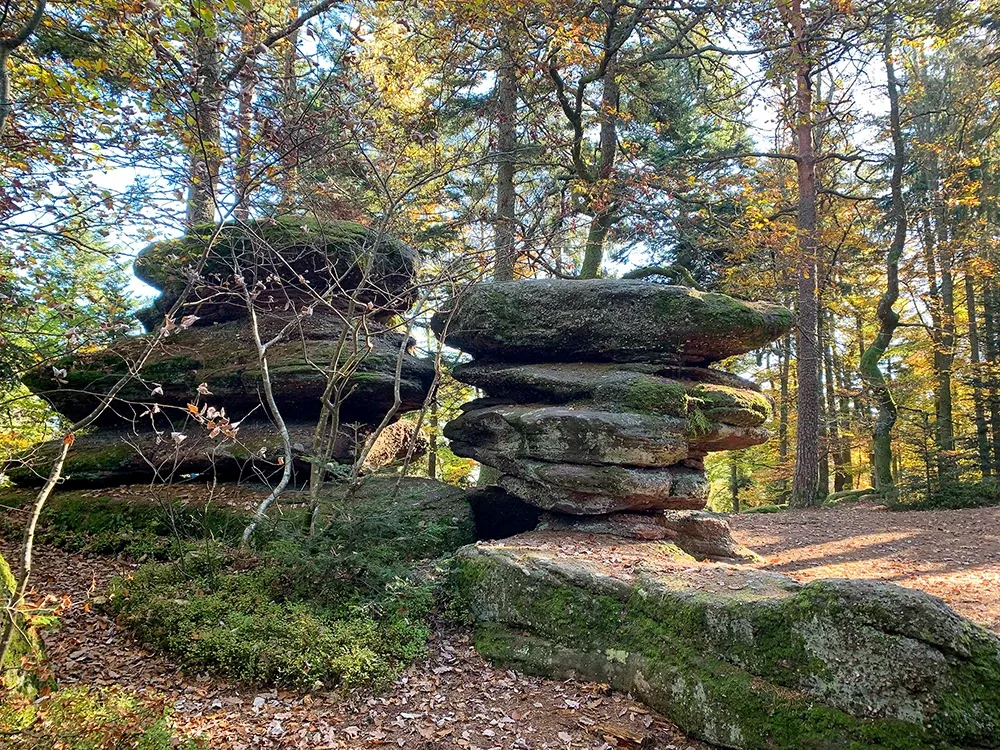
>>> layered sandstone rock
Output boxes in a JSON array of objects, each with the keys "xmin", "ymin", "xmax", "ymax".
[
  {"xmin": 11, "ymin": 219, "xmax": 433, "ymax": 487},
  {"xmin": 432, "ymin": 279, "xmax": 791, "ymax": 559}
]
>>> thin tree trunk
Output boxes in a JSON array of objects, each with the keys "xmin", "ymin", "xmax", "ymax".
[
  {"xmin": 187, "ymin": 0, "xmax": 223, "ymax": 225},
  {"xmin": 427, "ymin": 396, "xmax": 438, "ymax": 480},
  {"xmin": 825, "ymin": 331, "xmax": 847, "ymax": 492},
  {"xmin": 234, "ymin": 17, "xmax": 256, "ymax": 220},
  {"xmin": 580, "ymin": 53, "xmax": 619, "ymax": 279},
  {"xmin": 493, "ymin": 23, "xmax": 518, "ymax": 282},
  {"xmin": 834, "ymin": 349, "xmax": 854, "ymax": 489},
  {"xmin": 783, "ymin": 0, "xmax": 821, "ymax": 507},
  {"xmin": 777, "ymin": 330, "xmax": 791, "ymax": 502},
  {"xmin": 985, "ymin": 279, "xmax": 1000, "ymax": 472},
  {"xmin": 818, "ymin": 307, "xmax": 830, "ymax": 498},
  {"xmin": 966, "ymin": 271, "xmax": 991, "ymax": 477},
  {"xmin": 730, "ymin": 454, "xmax": 741, "ymax": 514},
  {"xmin": 858, "ymin": 17, "xmax": 905, "ymax": 498}
]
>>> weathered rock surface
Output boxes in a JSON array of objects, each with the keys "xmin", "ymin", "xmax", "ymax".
[
  {"xmin": 536, "ymin": 510, "xmax": 757, "ymax": 562},
  {"xmin": 134, "ymin": 217, "xmax": 420, "ymax": 327},
  {"xmin": 5, "ymin": 420, "xmax": 425, "ymax": 489},
  {"xmin": 452, "ymin": 534, "xmax": 1000, "ymax": 749},
  {"xmin": 495, "ymin": 464, "xmax": 709, "ymax": 515},
  {"xmin": 24, "ymin": 314, "xmax": 434, "ymax": 427},
  {"xmin": 14, "ymin": 220, "xmax": 436, "ymax": 489},
  {"xmin": 452, "ymin": 362, "xmax": 771, "ymax": 427},
  {"xmin": 446, "ymin": 405, "xmax": 768, "ymax": 470},
  {"xmin": 435, "ymin": 279, "xmax": 790, "ymax": 543},
  {"xmin": 431, "ymin": 279, "xmax": 792, "ymax": 365}
]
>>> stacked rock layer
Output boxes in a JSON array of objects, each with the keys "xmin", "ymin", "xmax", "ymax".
[
  {"xmin": 12, "ymin": 218, "xmax": 434, "ymax": 487},
  {"xmin": 432, "ymin": 279, "xmax": 792, "ymax": 556}
]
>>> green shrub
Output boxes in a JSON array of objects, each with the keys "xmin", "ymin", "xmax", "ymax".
[
  {"xmin": 895, "ymin": 479, "xmax": 1000, "ymax": 511},
  {"xmin": 0, "ymin": 489, "xmax": 253, "ymax": 559},
  {"xmin": 0, "ymin": 686, "xmax": 199, "ymax": 749}
]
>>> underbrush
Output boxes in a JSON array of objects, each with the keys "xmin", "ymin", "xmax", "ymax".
[
  {"xmin": 104, "ymin": 480, "xmax": 472, "ymax": 691},
  {"xmin": 0, "ymin": 489, "xmax": 250, "ymax": 559},
  {"xmin": 894, "ymin": 479, "xmax": 1000, "ymax": 511},
  {"xmin": 0, "ymin": 686, "xmax": 199, "ymax": 749}
]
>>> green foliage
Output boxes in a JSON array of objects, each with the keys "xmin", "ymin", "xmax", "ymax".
[
  {"xmin": 102, "ymin": 479, "xmax": 473, "ymax": 690},
  {"xmin": 0, "ymin": 489, "xmax": 251, "ymax": 560},
  {"xmin": 896, "ymin": 480, "xmax": 1000, "ymax": 511},
  {"xmin": 0, "ymin": 686, "xmax": 199, "ymax": 749}
]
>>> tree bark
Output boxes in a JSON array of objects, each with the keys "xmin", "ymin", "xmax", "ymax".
[
  {"xmin": 580, "ymin": 51, "xmax": 620, "ymax": 279},
  {"xmin": 187, "ymin": 0, "xmax": 223, "ymax": 225},
  {"xmin": 985, "ymin": 279, "xmax": 1000, "ymax": 472},
  {"xmin": 781, "ymin": 0, "xmax": 821, "ymax": 508},
  {"xmin": 493, "ymin": 23, "xmax": 518, "ymax": 282},
  {"xmin": 777, "ymin": 330, "xmax": 791, "ymax": 502},
  {"xmin": 966, "ymin": 271, "xmax": 991, "ymax": 477},
  {"xmin": 858, "ymin": 17, "xmax": 905, "ymax": 498}
]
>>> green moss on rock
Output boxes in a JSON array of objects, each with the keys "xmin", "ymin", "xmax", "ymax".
[{"xmin": 451, "ymin": 539, "xmax": 1000, "ymax": 749}]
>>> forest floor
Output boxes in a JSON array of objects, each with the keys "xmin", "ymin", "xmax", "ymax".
[
  {"xmin": 6, "ymin": 500, "xmax": 1000, "ymax": 748},
  {"xmin": 733, "ymin": 502, "xmax": 1000, "ymax": 633}
]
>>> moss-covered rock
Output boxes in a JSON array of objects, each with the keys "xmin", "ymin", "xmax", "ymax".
[
  {"xmin": 432, "ymin": 280, "xmax": 792, "ymax": 365},
  {"xmin": 452, "ymin": 536, "xmax": 1000, "ymax": 749},
  {"xmin": 445, "ymin": 405, "xmax": 768, "ymax": 469},
  {"xmin": 134, "ymin": 217, "xmax": 420, "ymax": 324},
  {"xmin": 452, "ymin": 362, "xmax": 772, "ymax": 427},
  {"xmin": 22, "ymin": 315, "xmax": 434, "ymax": 427}
]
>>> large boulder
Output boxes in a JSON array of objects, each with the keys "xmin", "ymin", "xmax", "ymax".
[
  {"xmin": 452, "ymin": 535, "xmax": 1000, "ymax": 749},
  {"xmin": 134, "ymin": 217, "xmax": 420, "ymax": 327},
  {"xmin": 431, "ymin": 280, "xmax": 792, "ymax": 365},
  {"xmin": 22, "ymin": 315, "xmax": 434, "ymax": 427}
]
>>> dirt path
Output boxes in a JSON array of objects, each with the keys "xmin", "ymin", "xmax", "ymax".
[
  {"xmin": 732, "ymin": 503, "xmax": 1000, "ymax": 633},
  {"xmin": 5, "ymin": 540, "xmax": 704, "ymax": 749}
]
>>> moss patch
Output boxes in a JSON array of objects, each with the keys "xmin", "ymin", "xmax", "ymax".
[{"xmin": 0, "ymin": 686, "xmax": 200, "ymax": 749}]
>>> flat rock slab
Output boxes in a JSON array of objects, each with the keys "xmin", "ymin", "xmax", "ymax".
[
  {"xmin": 537, "ymin": 510, "xmax": 758, "ymax": 562},
  {"xmin": 452, "ymin": 533, "xmax": 1000, "ymax": 749},
  {"xmin": 446, "ymin": 405, "xmax": 769, "ymax": 468},
  {"xmin": 495, "ymin": 463, "xmax": 709, "ymax": 515},
  {"xmin": 432, "ymin": 280, "xmax": 792, "ymax": 365},
  {"xmin": 23, "ymin": 315, "xmax": 434, "ymax": 427},
  {"xmin": 452, "ymin": 362, "xmax": 772, "ymax": 427},
  {"xmin": 5, "ymin": 420, "xmax": 419, "ymax": 489}
]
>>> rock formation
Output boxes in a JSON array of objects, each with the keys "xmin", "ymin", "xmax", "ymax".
[
  {"xmin": 432, "ymin": 278, "xmax": 792, "ymax": 560},
  {"xmin": 453, "ymin": 536, "xmax": 1000, "ymax": 749},
  {"xmin": 10, "ymin": 219, "xmax": 434, "ymax": 487}
]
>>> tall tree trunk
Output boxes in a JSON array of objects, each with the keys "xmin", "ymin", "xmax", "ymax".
[
  {"xmin": 580, "ymin": 54, "xmax": 619, "ymax": 279},
  {"xmin": 985, "ymin": 279, "xmax": 1000, "ymax": 472},
  {"xmin": 783, "ymin": 0, "xmax": 821, "ymax": 508},
  {"xmin": 858, "ymin": 18, "xmax": 905, "ymax": 498},
  {"xmin": 493, "ymin": 23, "xmax": 518, "ymax": 282},
  {"xmin": 825, "ymin": 330, "xmax": 847, "ymax": 492},
  {"xmin": 777, "ymin": 330, "xmax": 791, "ymax": 502},
  {"xmin": 278, "ymin": 0, "xmax": 301, "ymax": 208},
  {"xmin": 936, "ymin": 216, "xmax": 957, "ymax": 482},
  {"xmin": 187, "ymin": 0, "xmax": 222, "ymax": 225},
  {"xmin": 966, "ymin": 271, "xmax": 991, "ymax": 477},
  {"xmin": 817, "ymin": 307, "xmax": 830, "ymax": 497},
  {"xmin": 235, "ymin": 17, "xmax": 256, "ymax": 220}
]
